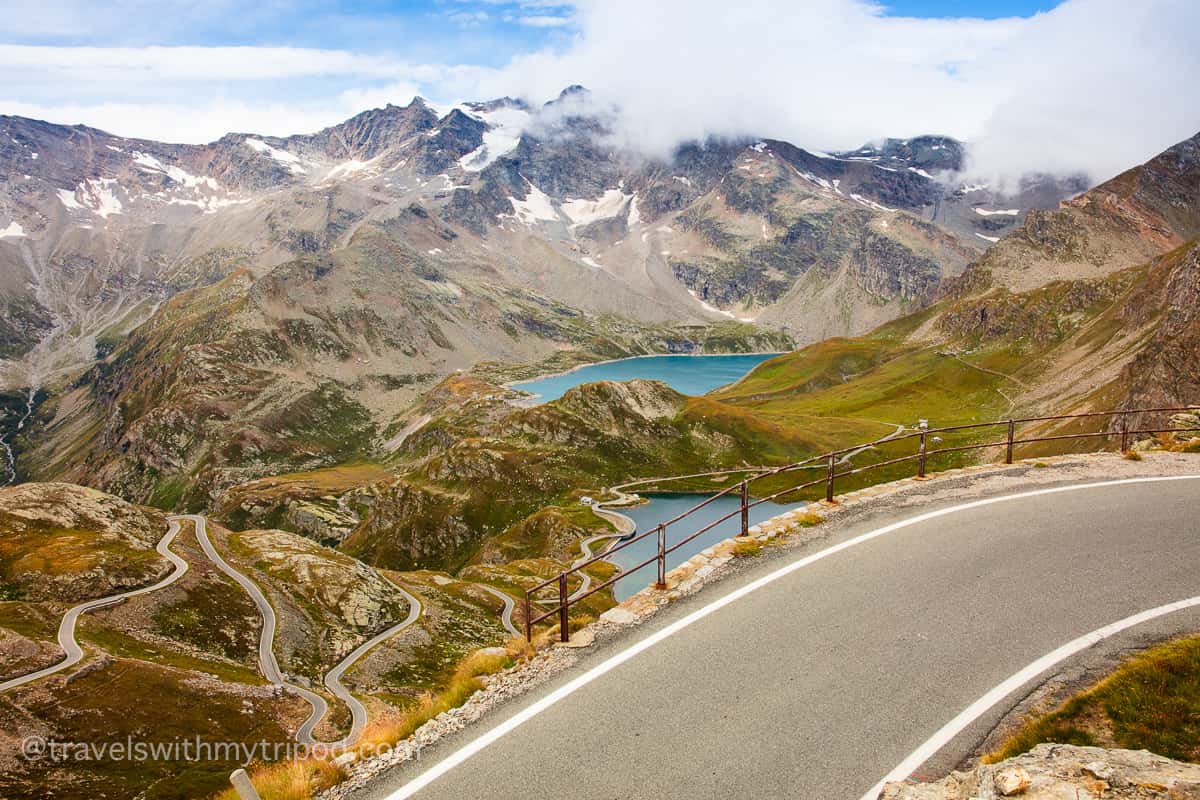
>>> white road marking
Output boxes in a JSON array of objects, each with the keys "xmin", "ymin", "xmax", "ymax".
[
  {"xmin": 859, "ymin": 593, "xmax": 1200, "ymax": 800},
  {"xmin": 381, "ymin": 475, "xmax": 1200, "ymax": 800}
]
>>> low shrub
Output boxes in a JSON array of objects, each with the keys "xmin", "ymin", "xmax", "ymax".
[{"xmin": 732, "ymin": 540, "xmax": 763, "ymax": 558}]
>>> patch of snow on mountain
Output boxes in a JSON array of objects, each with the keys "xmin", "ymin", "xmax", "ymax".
[
  {"xmin": 0, "ymin": 221, "xmax": 25, "ymax": 238},
  {"xmin": 561, "ymin": 188, "xmax": 632, "ymax": 228},
  {"xmin": 58, "ymin": 179, "xmax": 123, "ymax": 217},
  {"xmin": 506, "ymin": 180, "xmax": 559, "ymax": 226},
  {"xmin": 627, "ymin": 194, "xmax": 641, "ymax": 227},
  {"xmin": 849, "ymin": 193, "xmax": 896, "ymax": 213},
  {"xmin": 961, "ymin": 183, "xmax": 988, "ymax": 193},
  {"xmin": 686, "ymin": 289, "xmax": 754, "ymax": 322},
  {"xmin": 672, "ymin": 175, "xmax": 692, "ymax": 186},
  {"xmin": 750, "ymin": 142, "xmax": 767, "ymax": 153},
  {"xmin": 56, "ymin": 189, "xmax": 83, "ymax": 211},
  {"xmin": 973, "ymin": 207, "xmax": 1019, "ymax": 216},
  {"xmin": 324, "ymin": 159, "xmax": 377, "ymax": 182},
  {"xmin": 245, "ymin": 138, "xmax": 307, "ymax": 174},
  {"xmin": 908, "ymin": 167, "xmax": 934, "ymax": 179},
  {"xmin": 800, "ymin": 171, "xmax": 832, "ymax": 191},
  {"xmin": 580, "ymin": 256, "xmax": 600, "ymax": 268},
  {"xmin": 132, "ymin": 151, "xmax": 217, "ymax": 189},
  {"xmin": 166, "ymin": 195, "xmax": 252, "ymax": 214},
  {"xmin": 975, "ymin": 232, "xmax": 1001, "ymax": 243},
  {"xmin": 460, "ymin": 106, "xmax": 530, "ymax": 172}
]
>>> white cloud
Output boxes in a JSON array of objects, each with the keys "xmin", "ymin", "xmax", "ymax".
[
  {"xmin": 471, "ymin": 0, "xmax": 1200, "ymax": 185},
  {"xmin": 517, "ymin": 14, "xmax": 572, "ymax": 27},
  {"xmin": 1, "ymin": 0, "xmax": 1196, "ymax": 185}
]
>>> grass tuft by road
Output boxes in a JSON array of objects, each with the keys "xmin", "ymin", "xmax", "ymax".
[{"xmin": 988, "ymin": 634, "xmax": 1200, "ymax": 764}]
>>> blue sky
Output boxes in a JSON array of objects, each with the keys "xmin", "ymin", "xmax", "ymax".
[
  {"xmin": 1, "ymin": 1, "xmax": 1062, "ymax": 53},
  {"xmin": 882, "ymin": 0, "xmax": 1060, "ymax": 17},
  {"xmin": 0, "ymin": 0, "xmax": 1194, "ymax": 186}
]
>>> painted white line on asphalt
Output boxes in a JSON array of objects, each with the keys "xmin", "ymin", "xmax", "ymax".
[
  {"xmin": 381, "ymin": 474, "xmax": 1200, "ymax": 800},
  {"xmin": 859, "ymin": 593, "xmax": 1200, "ymax": 800}
]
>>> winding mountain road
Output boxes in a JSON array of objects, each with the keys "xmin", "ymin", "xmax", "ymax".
[
  {"xmin": 177, "ymin": 514, "xmax": 334, "ymax": 743},
  {"xmin": 0, "ymin": 516, "xmax": 190, "ymax": 692},
  {"xmin": 183, "ymin": 513, "xmax": 423, "ymax": 749},
  {"xmin": 473, "ymin": 584, "xmax": 519, "ymax": 637},
  {"xmin": 352, "ymin": 474, "xmax": 1200, "ymax": 800},
  {"xmin": 322, "ymin": 581, "xmax": 423, "ymax": 749},
  {"xmin": 534, "ymin": 532, "xmax": 627, "ymax": 606}
]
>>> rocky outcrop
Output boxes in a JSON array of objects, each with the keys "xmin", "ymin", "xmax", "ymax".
[
  {"xmin": 1117, "ymin": 243, "xmax": 1200, "ymax": 413},
  {"xmin": 0, "ymin": 482, "xmax": 168, "ymax": 601},
  {"xmin": 881, "ymin": 744, "xmax": 1200, "ymax": 800},
  {"xmin": 341, "ymin": 480, "xmax": 475, "ymax": 572},
  {"xmin": 551, "ymin": 380, "xmax": 687, "ymax": 431},
  {"xmin": 233, "ymin": 528, "xmax": 412, "ymax": 669}
]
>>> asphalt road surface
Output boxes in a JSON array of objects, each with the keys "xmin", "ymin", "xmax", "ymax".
[
  {"xmin": 352, "ymin": 475, "xmax": 1200, "ymax": 800},
  {"xmin": 474, "ymin": 584, "xmax": 519, "ymax": 637}
]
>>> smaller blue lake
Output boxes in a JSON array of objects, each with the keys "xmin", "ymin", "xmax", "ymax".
[
  {"xmin": 510, "ymin": 353, "xmax": 780, "ymax": 404},
  {"xmin": 606, "ymin": 493, "xmax": 801, "ymax": 601}
]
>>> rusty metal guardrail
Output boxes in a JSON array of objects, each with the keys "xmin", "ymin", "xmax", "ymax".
[{"xmin": 523, "ymin": 406, "xmax": 1200, "ymax": 641}]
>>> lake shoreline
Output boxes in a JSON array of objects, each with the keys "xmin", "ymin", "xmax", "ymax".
[{"xmin": 506, "ymin": 351, "xmax": 789, "ymax": 404}]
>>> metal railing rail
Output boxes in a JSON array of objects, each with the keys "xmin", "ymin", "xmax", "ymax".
[{"xmin": 524, "ymin": 406, "xmax": 1200, "ymax": 641}]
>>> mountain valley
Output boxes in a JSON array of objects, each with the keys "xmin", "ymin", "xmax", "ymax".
[{"xmin": 0, "ymin": 82, "xmax": 1198, "ymax": 800}]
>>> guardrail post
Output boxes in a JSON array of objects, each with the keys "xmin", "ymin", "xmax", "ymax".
[
  {"xmin": 739, "ymin": 480, "xmax": 749, "ymax": 536},
  {"xmin": 230, "ymin": 769, "xmax": 261, "ymax": 800},
  {"xmin": 523, "ymin": 591, "xmax": 532, "ymax": 642},
  {"xmin": 917, "ymin": 431, "xmax": 928, "ymax": 478},
  {"xmin": 1006, "ymin": 419, "xmax": 1015, "ymax": 464},
  {"xmin": 1119, "ymin": 412, "xmax": 1130, "ymax": 453},
  {"xmin": 654, "ymin": 524, "xmax": 667, "ymax": 589},
  {"xmin": 558, "ymin": 573, "xmax": 570, "ymax": 643},
  {"xmin": 826, "ymin": 453, "xmax": 836, "ymax": 502}
]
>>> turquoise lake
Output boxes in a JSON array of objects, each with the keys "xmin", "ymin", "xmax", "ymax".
[
  {"xmin": 606, "ymin": 493, "xmax": 800, "ymax": 601},
  {"xmin": 510, "ymin": 353, "xmax": 780, "ymax": 403}
]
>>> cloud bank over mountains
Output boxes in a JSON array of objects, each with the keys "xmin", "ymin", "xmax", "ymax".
[{"xmin": 0, "ymin": 0, "xmax": 1196, "ymax": 187}]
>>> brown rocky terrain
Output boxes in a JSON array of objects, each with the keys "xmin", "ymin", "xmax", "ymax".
[
  {"xmin": 0, "ymin": 482, "xmax": 168, "ymax": 602},
  {"xmin": 224, "ymin": 526, "xmax": 414, "ymax": 678},
  {"xmin": 883, "ymin": 744, "xmax": 1200, "ymax": 800}
]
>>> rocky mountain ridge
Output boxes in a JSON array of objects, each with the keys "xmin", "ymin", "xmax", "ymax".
[{"xmin": 0, "ymin": 87, "xmax": 1082, "ymax": 394}]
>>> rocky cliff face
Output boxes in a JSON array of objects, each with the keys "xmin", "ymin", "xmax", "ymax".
[{"xmin": 1115, "ymin": 242, "xmax": 1200, "ymax": 412}]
